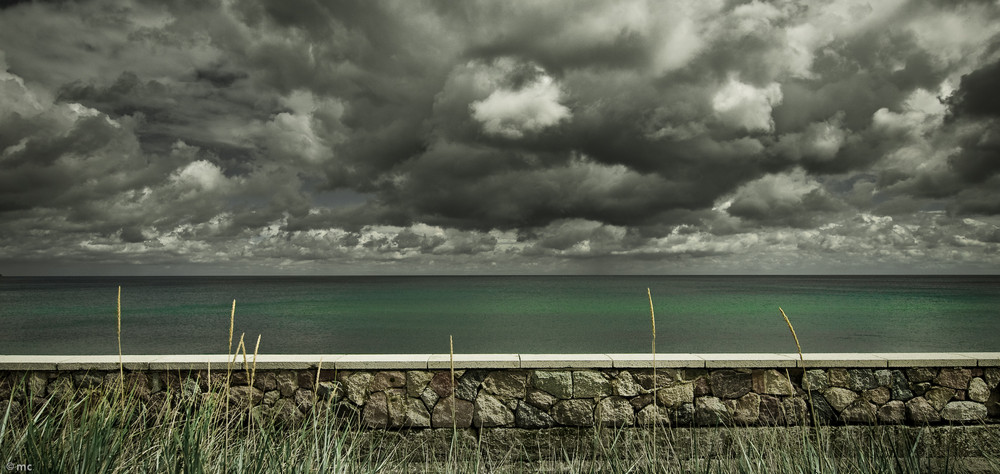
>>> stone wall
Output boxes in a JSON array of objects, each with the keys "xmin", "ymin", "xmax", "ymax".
[{"xmin": 3, "ymin": 365, "xmax": 998, "ymax": 428}]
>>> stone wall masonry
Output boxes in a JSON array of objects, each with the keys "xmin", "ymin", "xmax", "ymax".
[{"xmin": 1, "ymin": 354, "xmax": 999, "ymax": 429}]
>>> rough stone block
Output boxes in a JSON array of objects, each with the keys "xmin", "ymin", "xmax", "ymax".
[
  {"xmin": 752, "ymin": 369, "xmax": 795, "ymax": 396},
  {"xmin": 406, "ymin": 371, "xmax": 433, "ymax": 398},
  {"xmin": 758, "ymin": 394, "xmax": 784, "ymax": 426},
  {"xmin": 941, "ymin": 401, "xmax": 987, "ymax": 422},
  {"xmin": 828, "ymin": 368, "xmax": 849, "ymax": 388},
  {"xmin": 925, "ymin": 387, "xmax": 956, "ymax": 411},
  {"xmin": 695, "ymin": 396, "xmax": 728, "ymax": 426},
  {"xmin": 345, "ymin": 372, "xmax": 372, "ymax": 406},
  {"xmin": 611, "ymin": 370, "xmax": 639, "ymax": 397},
  {"xmin": 823, "ymin": 387, "xmax": 858, "ymax": 412},
  {"xmin": 847, "ymin": 370, "xmax": 878, "ymax": 391},
  {"xmin": 363, "ymin": 391, "xmax": 389, "ymax": 428},
  {"xmin": 294, "ymin": 388, "xmax": 314, "ymax": 413},
  {"xmin": 890, "ymin": 370, "xmax": 914, "ymax": 401},
  {"xmin": 781, "ymin": 397, "xmax": 808, "ymax": 426},
  {"xmin": 420, "ymin": 386, "xmax": 439, "ymax": 412},
  {"xmin": 474, "ymin": 392, "xmax": 514, "ymax": 427},
  {"xmin": 456, "ymin": 370, "xmax": 489, "ymax": 401},
  {"xmin": 227, "ymin": 385, "xmax": 264, "ymax": 410},
  {"xmin": 275, "ymin": 370, "xmax": 298, "ymax": 398},
  {"xmin": 431, "ymin": 396, "xmax": 474, "ymax": 428},
  {"xmin": 573, "ymin": 371, "xmax": 612, "ymax": 398},
  {"xmin": 596, "ymin": 396, "xmax": 634, "ymax": 427},
  {"xmin": 709, "ymin": 370, "xmax": 752, "ymax": 399},
  {"xmin": 878, "ymin": 400, "xmax": 906, "ymax": 424},
  {"xmin": 636, "ymin": 404, "xmax": 671, "ymax": 426},
  {"xmin": 28, "ymin": 372, "xmax": 48, "ymax": 396},
  {"xmin": 429, "ymin": 371, "xmax": 455, "ymax": 399},
  {"xmin": 633, "ymin": 370, "xmax": 680, "ymax": 390},
  {"xmin": 935, "ymin": 368, "xmax": 972, "ymax": 390},
  {"xmin": 515, "ymin": 401, "xmax": 554, "ymax": 429},
  {"xmin": 905, "ymin": 397, "xmax": 940, "ymax": 424},
  {"xmin": 985, "ymin": 368, "xmax": 1000, "ymax": 389},
  {"xmin": 811, "ymin": 395, "xmax": 836, "ymax": 424},
  {"xmin": 316, "ymin": 381, "xmax": 341, "ymax": 402},
  {"xmin": 272, "ymin": 398, "xmax": 304, "ymax": 426},
  {"xmin": 968, "ymin": 378, "xmax": 990, "ymax": 403},
  {"xmin": 656, "ymin": 383, "xmax": 694, "ymax": 408},
  {"xmin": 482, "ymin": 370, "xmax": 527, "ymax": 399},
  {"xmin": 725, "ymin": 392, "xmax": 760, "ymax": 424},
  {"xmin": 531, "ymin": 371, "xmax": 573, "ymax": 399},
  {"xmin": 693, "ymin": 377, "xmax": 711, "ymax": 397},
  {"xmin": 371, "ymin": 371, "xmax": 406, "ymax": 392},
  {"xmin": 551, "ymin": 399, "xmax": 595, "ymax": 427},
  {"xmin": 840, "ymin": 401, "xmax": 877, "ymax": 424},
  {"xmin": 630, "ymin": 393, "xmax": 653, "ymax": 411},
  {"xmin": 262, "ymin": 390, "xmax": 280, "ymax": 407},
  {"xmin": 526, "ymin": 389, "xmax": 558, "ymax": 410},
  {"xmin": 906, "ymin": 367, "xmax": 936, "ymax": 383},
  {"xmin": 252, "ymin": 372, "xmax": 278, "ymax": 392},
  {"xmin": 385, "ymin": 388, "xmax": 409, "ymax": 427},
  {"xmin": 875, "ymin": 369, "xmax": 893, "ymax": 387},
  {"xmin": 802, "ymin": 370, "xmax": 828, "ymax": 391},
  {"xmin": 862, "ymin": 386, "xmax": 891, "ymax": 405}
]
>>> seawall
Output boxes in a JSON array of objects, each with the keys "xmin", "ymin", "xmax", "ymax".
[{"xmin": 3, "ymin": 352, "xmax": 998, "ymax": 429}]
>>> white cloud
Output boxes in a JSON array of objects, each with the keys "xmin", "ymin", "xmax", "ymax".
[
  {"xmin": 471, "ymin": 73, "xmax": 570, "ymax": 139},
  {"xmin": 712, "ymin": 77, "xmax": 782, "ymax": 132}
]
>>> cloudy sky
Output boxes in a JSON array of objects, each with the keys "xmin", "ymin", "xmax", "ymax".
[{"xmin": 1, "ymin": 0, "xmax": 999, "ymax": 275}]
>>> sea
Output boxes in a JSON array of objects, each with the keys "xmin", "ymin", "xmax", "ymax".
[{"xmin": 1, "ymin": 275, "xmax": 998, "ymax": 355}]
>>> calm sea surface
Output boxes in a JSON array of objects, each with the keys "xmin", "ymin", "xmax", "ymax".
[{"xmin": 1, "ymin": 275, "xmax": 998, "ymax": 355}]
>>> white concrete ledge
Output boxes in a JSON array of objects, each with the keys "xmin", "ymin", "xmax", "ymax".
[{"xmin": 1, "ymin": 353, "xmax": 998, "ymax": 371}]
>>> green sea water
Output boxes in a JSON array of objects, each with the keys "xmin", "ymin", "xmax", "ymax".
[{"xmin": 1, "ymin": 275, "xmax": 997, "ymax": 354}]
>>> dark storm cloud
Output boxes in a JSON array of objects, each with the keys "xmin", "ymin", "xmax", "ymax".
[{"xmin": 2, "ymin": 0, "xmax": 1000, "ymax": 274}]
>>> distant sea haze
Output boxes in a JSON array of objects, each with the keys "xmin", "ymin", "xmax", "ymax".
[{"xmin": 1, "ymin": 275, "xmax": 998, "ymax": 355}]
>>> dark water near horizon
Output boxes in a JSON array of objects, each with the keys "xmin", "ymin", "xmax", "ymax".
[{"xmin": 1, "ymin": 275, "xmax": 998, "ymax": 355}]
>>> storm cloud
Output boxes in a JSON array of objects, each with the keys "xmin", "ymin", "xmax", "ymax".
[{"xmin": 1, "ymin": 0, "xmax": 999, "ymax": 275}]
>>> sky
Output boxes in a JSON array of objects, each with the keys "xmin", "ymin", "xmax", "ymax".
[{"xmin": 1, "ymin": 0, "xmax": 999, "ymax": 275}]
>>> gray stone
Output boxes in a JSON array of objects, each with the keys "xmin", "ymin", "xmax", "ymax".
[
  {"xmin": 272, "ymin": 398, "xmax": 305, "ymax": 426},
  {"xmin": 828, "ymin": 368, "xmax": 849, "ymax": 388},
  {"xmin": 907, "ymin": 367, "xmax": 937, "ymax": 383},
  {"xmin": 573, "ymin": 371, "xmax": 612, "ymax": 398},
  {"xmin": 276, "ymin": 371, "xmax": 298, "ymax": 398},
  {"xmin": 935, "ymin": 368, "xmax": 971, "ymax": 390},
  {"xmin": 675, "ymin": 403, "xmax": 696, "ymax": 426},
  {"xmin": 823, "ymin": 387, "xmax": 858, "ymax": 412},
  {"xmin": 630, "ymin": 393, "xmax": 653, "ymax": 411},
  {"xmin": 695, "ymin": 396, "xmax": 728, "ymax": 426},
  {"xmin": 890, "ymin": 370, "xmax": 914, "ymax": 401},
  {"xmin": 875, "ymin": 369, "xmax": 893, "ymax": 387},
  {"xmin": 656, "ymin": 383, "xmax": 694, "ymax": 408},
  {"xmin": 404, "ymin": 398, "xmax": 431, "ymax": 428},
  {"xmin": 28, "ymin": 372, "xmax": 48, "ymax": 396},
  {"xmin": 371, "ymin": 371, "xmax": 406, "ymax": 391},
  {"xmin": 482, "ymin": 371, "xmax": 527, "ymax": 399},
  {"xmin": 781, "ymin": 397, "xmax": 809, "ymax": 426},
  {"xmin": 862, "ymin": 386, "xmax": 891, "ymax": 405},
  {"xmin": 526, "ymin": 389, "xmax": 558, "ymax": 410},
  {"xmin": 596, "ymin": 396, "xmax": 634, "ymax": 427},
  {"xmin": 941, "ymin": 401, "xmax": 987, "ymax": 422},
  {"xmin": 726, "ymin": 392, "xmax": 760, "ymax": 424},
  {"xmin": 551, "ymin": 399, "xmax": 595, "ymax": 427},
  {"xmin": 811, "ymin": 394, "xmax": 836, "ymax": 424},
  {"xmin": 709, "ymin": 370, "xmax": 752, "ymax": 399},
  {"xmin": 227, "ymin": 386, "xmax": 264, "ymax": 410},
  {"xmin": 985, "ymin": 368, "xmax": 1000, "ymax": 388},
  {"xmin": 968, "ymin": 377, "xmax": 990, "ymax": 403},
  {"xmin": 802, "ymin": 370, "xmax": 828, "ymax": 391},
  {"xmin": 406, "ymin": 371, "xmax": 433, "ymax": 398},
  {"xmin": 611, "ymin": 371, "xmax": 639, "ymax": 397},
  {"xmin": 911, "ymin": 382, "xmax": 931, "ymax": 397},
  {"xmin": 847, "ymin": 370, "xmax": 878, "ymax": 391},
  {"xmin": 636, "ymin": 404, "xmax": 671, "ymax": 426},
  {"xmin": 878, "ymin": 400, "xmax": 906, "ymax": 424},
  {"xmin": 420, "ymin": 387, "xmax": 439, "ymax": 412},
  {"xmin": 252, "ymin": 372, "xmax": 277, "ymax": 392},
  {"xmin": 474, "ymin": 392, "xmax": 514, "ymax": 427},
  {"xmin": 74, "ymin": 372, "xmax": 104, "ymax": 390},
  {"xmin": 634, "ymin": 369, "xmax": 680, "ymax": 390},
  {"xmin": 456, "ymin": 370, "xmax": 489, "ymax": 401},
  {"xmin": 840, "ymin": 401, "xmax": 877, "ymax": 424},
  {"xmin": 693, "ymin": 377, "xmax": 711, "ymax": 397},
  {"xmin": 758, "ymin": 394, "xmax": 784, "ymax": 425},
  {"xmin": 386, "ymin": 388, "xmax": 409, "ymax": 428},
  {"xmin": 345, "ymin": 372, "xmax": 372, "ymax": 406},
  {"xmin": 262, "ymin": 390, "xmax": 280, "ymax": 407},
  {"xmin": 906, "ymin": 397, "xmax": 941, "ymax": 424},
  {"xmin": 925, "ymin": 387, "xmax": 956, "ymax": 411},
  {"xmin": 47, "ymin": 375, "xmax": 74, "ymax": 400},
  {"xmin": 180, "ymin": 378, "xmax": 201, "ymax": 405},
  {"xmin": 429, "ymin": 371, "xmax": 455, "ymax": 399},
  {"xmin": 289, "ymin": 389, "xmax": 311, "ymax": 413},
  {"xmin": 531, "ymin": 371, "xmax": 573, "ymax": 399},
  {"xmin": 515, "ymin": 401, "xmax": 554, "ymax": 429},
  {"xmin": 431, "ymin": 396, "xmax": 474, "ymax": 428},
  {"xmin": 753, "ymin": 369, "xmax": 795, "ymax": 396},
  {"xmin": 363, "ymin": 391, "xmax": 389, "ymax": 428},
  {"xmin": 316, "ymin": 381, "xmax": 341, "ymax": 402}
]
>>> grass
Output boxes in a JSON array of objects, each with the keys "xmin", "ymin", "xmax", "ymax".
[{"xmin": 1, "ymin": 291, "xmax": 998, "ymax": 472}]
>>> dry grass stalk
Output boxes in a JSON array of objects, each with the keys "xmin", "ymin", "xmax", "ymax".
[
  {"xmin": 449, "ymin": 335, "xmax": 456, "ymax": 431},
  {"xmin": 647, "ymin": 287, "xmax": 658, "ymax": 466},
  {"xmin": 117, "ymin": 286, "xmax": 124, "ymax": 400},
  {"xmin": 780, "ymin": 307, "xmax": 818, "ymax": 428},
  {"xmin": 250, "ymin": 334, "xmax": 261, "ymax": 390}
]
